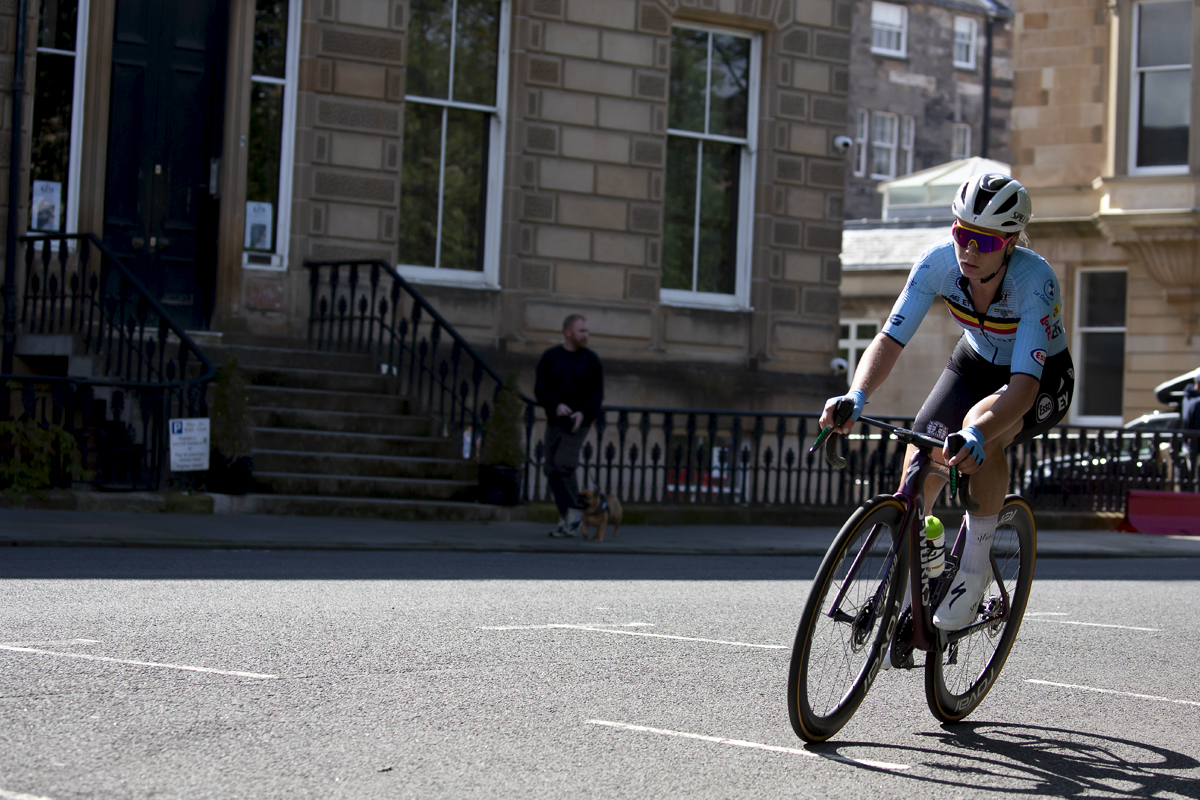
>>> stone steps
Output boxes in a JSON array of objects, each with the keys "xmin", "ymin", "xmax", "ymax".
[{"xmin": 207, "ymin": 337, "xmax": 510, "ymax": 521}]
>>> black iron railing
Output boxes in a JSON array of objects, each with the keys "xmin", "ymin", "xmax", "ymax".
[
  {"xmin": 521, "ymin": 407, "xmax": 1199, "ymax": 513},
  {"xmin": 305, "ymin": 259, "xmax": 516, "ymax": 455},
  {"xmin": 1, "ymin": 233, "xmax": 213, "ymax": 489}
]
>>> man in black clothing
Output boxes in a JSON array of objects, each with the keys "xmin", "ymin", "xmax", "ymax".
[{"xmin": 535, "ymin": 314, "xmax": 604, "ymax": 537}]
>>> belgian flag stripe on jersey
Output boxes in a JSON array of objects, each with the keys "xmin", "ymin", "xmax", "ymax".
[{"xmin": 943, "ymin": 298, "xmax": 1021, "ymax": 335}]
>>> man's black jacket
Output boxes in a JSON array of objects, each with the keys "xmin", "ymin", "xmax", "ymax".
[{"xmin": 534, "ymin": 345, "xmax": 604, "ymax": 428}]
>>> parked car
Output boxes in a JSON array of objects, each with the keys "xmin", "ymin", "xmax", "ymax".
[
  {"xmin": 1124, "ymin": 411, "xmax": 1181, "ymax": 431},
  {"xmin": 1153, "ymin": 368, "xmax": 1200, "ymax": 410}
]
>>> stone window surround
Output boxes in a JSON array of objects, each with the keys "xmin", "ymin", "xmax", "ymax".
[
  {"xmin": 1071, "ymin": 265, "xmax": 1128, "ymax": 426},
  {"xmin": 854, "ymin": 108, "xmax": 869, "ymax": 177},
  {"xmin": 901, "ymin": 114, "xmax": 914, "ymax": 175},
  {"xmin": 1110, "ymin": 0, "xmax": 1200, "ymax": 177},
  {"xmin": 660, "ymin": 20, "xmax": 761, "ymax": 313},
  {"xmin": 30, "ymin": 0, "xmax": 91, "ymax": 239},
  {"xmin": 838, "ymin": 317, "xmax": 879, "ymax": 378},
  {"xmin": 241, "ymin": 0, "xmax": 302, "ymax": 273},
  {"xmin": 396, "ymin": 0, "xmax": 512, "ymax": 291}
]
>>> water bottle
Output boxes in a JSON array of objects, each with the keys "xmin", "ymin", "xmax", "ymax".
[{"xmin": 923, "ymin": 515, "xmax": 945, "ymax": 579}]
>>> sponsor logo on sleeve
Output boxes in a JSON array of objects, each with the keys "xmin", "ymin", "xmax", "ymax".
[
  {"xmin": 1040, "ymin": 315, "xmax": 1053, "ymax": 339},
  {"xmin": 1052, "ymin": 302, "xmax": 1061, "ymax": 318},
  {"xmin": 1044, "ymin": 279, "xmax": 1056, "ymax": 299},
  {"xmin": 889, "ymin": 313, "xmax": 905, "ymax": 326},
  {"xmin": 1058, "ymin": 393, "xmax": 1070, "ymax": 412},
  {"xmin": 1036, "ymin": 393, "xmax": 1054, "ymax": 422},
  {"xmin": 1031, "ymin": 349, "xmax": 1048, "ymax": 366}
]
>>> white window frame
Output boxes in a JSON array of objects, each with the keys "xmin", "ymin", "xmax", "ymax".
[
  {"xmin": 953, "ymin": 17, "xmax": 977, "ymax": 70},
  {"xmin": 660, "ymin": 22, "xmax": 761, "ymax": 312},
  {"xmin": 838, "ymin": 318, "xmax": 880, "ymax": 379},
  {"xmin": 870, "ymin": 2, "xmax": 907, "ymax": 58},
  {"xmin": 242, "ymin": 0, "xmax": 302, "ymax": 272},
  {"xmin": 1071, "ymin": 267, "xmax": 1128, "ymax": 427},
  {"xmin": 853, "ymin": 109, "xmax": 868, "ymax": 177},
  {"xmin": 869, "ymin": 111, "xmax": 898, "ymax": 180},
  {"xmin": 31, "ymin": 0, "xmax": 90, "ymax": 238},
  {"xmin": 397, "ymin": 0, "xmax": 511, "ymax": 289},
  {"xmin": 901, "ymin": 115, "xmax": 915, "ymax": 175},
  {"xmin": 951, "ymin": 122, "xmax": 971, "ymax": 160},
  {"xmin": 1129, "ymin": 0, "xmax": 1191, "ymax": 176}
]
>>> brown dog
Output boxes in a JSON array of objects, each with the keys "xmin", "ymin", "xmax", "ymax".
[{"xmin": 579, "ymin": 489, "xmax": 622, "ymax": 542}]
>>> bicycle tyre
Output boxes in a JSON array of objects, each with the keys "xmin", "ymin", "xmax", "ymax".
[
  {"xmin": 788, "ymin": 495, "xmax": 908, "ymax": 742},
  {"xmin": 925, "ymin": 495, "xmax": 1036, "ymax": 723}
]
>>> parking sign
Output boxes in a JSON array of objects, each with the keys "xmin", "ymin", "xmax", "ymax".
[{"xmin": 169, "ymin": 418, "xmax": 210, "ymax": 472}]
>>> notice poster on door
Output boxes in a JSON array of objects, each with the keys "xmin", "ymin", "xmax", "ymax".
[
  {"xmin": 244, "ymin": 201, "xmax": 273, "ymax": 251},
  {"xmin": 32, "ymin": 181, "xmax": 62, "ymax": 232}
]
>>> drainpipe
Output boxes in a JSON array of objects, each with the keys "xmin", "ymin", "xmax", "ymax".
[
  {"xmin": 2, "ymin": 0, "xmax": 29, "ymax": 376},
  {"xmin": 980, "ymin": 11, "xmax": 996, "ymax": 159}
]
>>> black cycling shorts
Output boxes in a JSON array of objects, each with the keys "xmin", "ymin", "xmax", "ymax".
[{"xmin": 913, "ymin": 336, "xmax": 1075, "ymax": 448}]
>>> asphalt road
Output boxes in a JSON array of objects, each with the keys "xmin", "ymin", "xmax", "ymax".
[{"xmin": 2, "ymin": 548, "xmax": 1198, "ymax": 799}]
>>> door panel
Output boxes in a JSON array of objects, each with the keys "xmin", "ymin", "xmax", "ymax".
[{"xmin": 103, "ymin": 0, "xmax": 228, "ymax": 330}]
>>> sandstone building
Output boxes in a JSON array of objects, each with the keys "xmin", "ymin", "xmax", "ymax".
[
  {"xmin": 1, "ymin": 0, "xmax": 858, "ymax": 411},
  {"xmin": 844, "ymin": 0, "xmax": 1013, "ymax": 219}
]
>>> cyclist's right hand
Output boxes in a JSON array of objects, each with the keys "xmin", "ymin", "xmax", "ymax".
[{"xmin": 819, "ymin": 389, "xmax": 866, "ymax": 434}]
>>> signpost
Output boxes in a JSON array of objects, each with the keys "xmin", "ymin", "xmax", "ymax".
[{"xmin": 169, "ymin": 418, "xmax": 210, "ymax": 472}]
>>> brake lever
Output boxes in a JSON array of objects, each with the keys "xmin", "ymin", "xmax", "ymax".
[
  {"xmin": 811, "ymin": 398, "xmax": 854, "ymax": 469},
  {"xmin": 946, "ymin": 434, "xmax": 981, "ymax": 512}
]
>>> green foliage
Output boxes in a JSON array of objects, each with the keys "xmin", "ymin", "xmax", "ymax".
[
  {"xmin": 0, "ymin": 420, "xmax": 78, "ymax": 495},
  {"xmin": 211, "ymin": 359, "xmax": 255, "ymax": 459},
  {"xmin": 483, "ymin": 371, "xmax": 525, "ymax": 468}
]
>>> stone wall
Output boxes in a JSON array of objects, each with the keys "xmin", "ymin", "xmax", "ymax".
[{"xmin": 1010, "ymin": 0, "xmax": 1107, "ymax": 188}]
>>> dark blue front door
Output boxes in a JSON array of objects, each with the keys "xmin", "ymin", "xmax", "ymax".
[{"xmin": 103, "ymin": 0, "xmax": 229, "ymax": 330}]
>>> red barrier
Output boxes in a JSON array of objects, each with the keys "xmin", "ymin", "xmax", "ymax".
[{"xmin": 1122, "ymin": 490, "xmax": 1200, "ymax": 536}]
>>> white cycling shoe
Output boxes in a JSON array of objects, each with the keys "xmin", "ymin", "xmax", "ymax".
[{"xmin": 933, "ymin": 569, "xmax": 992, "ymax": 631}]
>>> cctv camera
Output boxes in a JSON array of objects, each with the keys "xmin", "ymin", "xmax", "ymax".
[
  {"xmin": 832, "ymin": 135, "xmax": 853, "ymax": 154},
  {"xmin": 830, "ymin": 356, "xmax": 849, "ymax": 375}
]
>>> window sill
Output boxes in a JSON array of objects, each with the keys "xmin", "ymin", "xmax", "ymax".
[
  {"xmin": 1127, "ymin": 165, "xmax": 1189, "ymax": 177},
  {"xmin": 953, "ymin": 62, "xmax": 976, "ymax": 71},
  {"xmin": 870, "ymin": 48, "xmax": 907, "ymax": 59},
  {"xmin": 243, "ymin": 252, "xmax": 285, "ymax": 271},
  {"xmin": 660, "ymin": 289, "xmax": 750, "ymax": 312},
  {"xmin": 396, "ymin": 264, "xmax": 499, "ymax": 290}
]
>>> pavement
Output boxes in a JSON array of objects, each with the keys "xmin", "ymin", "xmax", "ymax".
[{"xmin": 2, "ymin": 508, "xmax": 1199, "ymax": 558}]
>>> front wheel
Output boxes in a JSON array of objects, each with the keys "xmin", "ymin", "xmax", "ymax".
[
  {"xmin": 925, "ymin": 495, "xmax": 1036, "ymax": 723},
  {"xmin": 788, "ymin": 496, "xmax": 908, "ymax": 742}
]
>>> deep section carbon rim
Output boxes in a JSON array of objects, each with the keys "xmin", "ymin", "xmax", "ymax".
[{"xmin": 790, "ymin": 497, "xmax": 906, "ymax": 741}]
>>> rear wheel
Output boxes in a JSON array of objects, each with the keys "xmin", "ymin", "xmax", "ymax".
[
  {"xmin": 925, "ymin": 495, "xmax": 1036, "ymax": 722},
  {"xmin": 788, "ymin": 496, "xmax": 908, "ymax": 742}
]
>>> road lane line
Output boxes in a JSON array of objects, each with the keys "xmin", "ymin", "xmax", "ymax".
[
  {"xmin": 482, "ymin": 624, "xmax": 786, "ymax": 650},
  {"xmin": 0, "ymin": 645, "xmax": 277, "ymax": 680},
  {"xmin": 586, "ymin": 720, "xmax": 910, "ymax": 771},
  {"xmin": 0, "ymin": 787, "xmax": 59, "ymax": 800},
  {"xmin": 1024, "ymin": 619, "xmax": 1162, "ymax": 632},
  {"xmin": 1026, "ymin": 680, "xmax": 1200, "ymax": 708}
]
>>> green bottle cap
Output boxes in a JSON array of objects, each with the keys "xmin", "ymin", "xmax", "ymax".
[{"xmin": 925, "ymin": 516, "xmax": 944, "ymax": 539}]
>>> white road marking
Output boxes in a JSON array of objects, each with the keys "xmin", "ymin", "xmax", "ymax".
[
  {"xmin": 0, "ymin": 645, "xmax": 277, "ymax": 680},
  {"xmin": 1026, "ymin": 680, "xmax": 1200, "ymax": 708},
  {"xmin": 1024, "ymin": 619, "xmax": 1162, "ymax": 632},
  {"xmin": 0, "ymin": 787, "xmax": 58, "ymax": 800},
  {"xmin": 0, "ymin": 639, "xmax": 100, "ymax": 647},
  {"xmin": 586, "ymin": 720, "xmax": 910, "ymax": 771},
  {"xmin": 1024, "ymin": 612, "xmax": 1069, "ymax": 616},
  {"xmin": 481, "ymin": 624, "xmax": 786, "ymax": 650}
]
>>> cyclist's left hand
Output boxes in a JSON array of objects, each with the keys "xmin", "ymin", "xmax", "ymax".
[{"xmin": 945, "ymin": 425, "xmax": 986, "ymax": 474}]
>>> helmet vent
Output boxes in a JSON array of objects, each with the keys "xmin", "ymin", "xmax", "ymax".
[{"xmin": 995, "ymin": 193, "xmax": 1019, "ymax": 214}]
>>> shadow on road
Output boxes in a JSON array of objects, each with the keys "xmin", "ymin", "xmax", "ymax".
[
  {"xmin": 3, "ymin": 547, "xmax": 1199, "ymax": 582},
  {"xmin": 824, "ymin": 722, "xmax": 1200, "ymax": 797}
]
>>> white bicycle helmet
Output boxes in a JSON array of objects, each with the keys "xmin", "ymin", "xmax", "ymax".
[{"xmin": 952, "ymin": 173, "xmax": 1031, "ymax": 232}]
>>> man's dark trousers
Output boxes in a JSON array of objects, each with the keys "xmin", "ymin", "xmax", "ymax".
[{"xmin": 544, "ymin": 423, "xmax": 590, "ymax": 518}]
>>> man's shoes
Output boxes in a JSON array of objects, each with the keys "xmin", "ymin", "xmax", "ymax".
[
  {"xmin": 933, "ymin": 569, "xmax": 992, "ymax": 631},
  {"xmin": 548, "ymin": 515, "xmax": 583, "ymax": 538}
]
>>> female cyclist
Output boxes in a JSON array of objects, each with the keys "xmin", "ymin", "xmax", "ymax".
[{"xmin": 819, "ymin": 173, "xmax": 1074, "ymax": 630}]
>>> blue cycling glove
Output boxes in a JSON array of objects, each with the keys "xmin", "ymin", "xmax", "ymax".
[
  {"xmin": 950, "ymin": 425, "xmax": 986, "ymax": 466},
  {"xmin": 826, "ymin": 389, "xmax": 867, "ymax": 425}
]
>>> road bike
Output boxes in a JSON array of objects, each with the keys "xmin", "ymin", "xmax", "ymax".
[{"xmin": 787, "ymin": 401, "xmax": 1037, "ymax": 742}]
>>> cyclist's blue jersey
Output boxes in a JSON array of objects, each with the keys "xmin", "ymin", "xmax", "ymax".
[{"xmin": 881, "ymin": 240, "xmax": 1068, "ymax": 380}]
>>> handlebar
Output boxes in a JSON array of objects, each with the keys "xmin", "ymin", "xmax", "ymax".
[{"xmin": 811, "ymin": 411, "xmax": 978, "ymax": 511}]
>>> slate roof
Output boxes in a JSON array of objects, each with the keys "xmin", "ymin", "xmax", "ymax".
[{"xmin": 841, "ymin": 226, "xmax": 950, "ymax": 271}]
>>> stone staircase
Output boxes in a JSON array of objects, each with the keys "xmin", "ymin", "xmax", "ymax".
[{"xmin": 206, "ymin": 339, "xmax": 521, "ymax": 521}]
